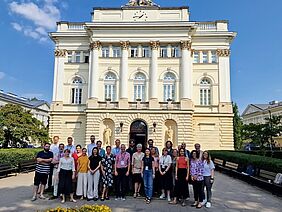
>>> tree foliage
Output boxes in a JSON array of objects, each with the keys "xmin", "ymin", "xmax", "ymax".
[
  {"xmin": 233, "ymin": 102, "xmax": 243, "ymax": 150},
  {"xmin": 0, "ymin": 104, "xmax": 49, "ymax": 148}
]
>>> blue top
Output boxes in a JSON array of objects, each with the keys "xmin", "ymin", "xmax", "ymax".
[
  {"xmin": 87, "ymin": 143, "xmax": 97, "ymax": 156},
  {"xmin": 99, "ymin": 148, "xmax": 106, "ymax": 158},
  {"xmin": 203, "ymin": 160, "xmax": 215, "ymax": 177},
  {"xmin": 111, "ymin": 147, "xmax": 121, "ymax": 157}
]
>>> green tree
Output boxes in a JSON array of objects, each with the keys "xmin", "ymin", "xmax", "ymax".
[
  {"xmin": 233, "ymin": 102, "xmax": 243, "ymax": 150},
  {"xmin": 0, "ymin": 104, "xmax": 49, "ymax": 148}
]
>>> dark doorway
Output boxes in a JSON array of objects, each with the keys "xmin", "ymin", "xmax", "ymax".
[{"xmin": 130, "ymin": 120, "xmax": 148, "ymax": 150}]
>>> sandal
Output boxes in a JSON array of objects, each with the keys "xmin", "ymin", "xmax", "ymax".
[
  {"xmin": 169, "ymin": 200, "xmax": 177, "ymax": 205},
  {"xmin": 105, "ymin": 196, "xmax": 110, "ymax": 200},
  {"xmin": 133, "ymin": 193, "xmax": 137, "ymax": 198},
  {"xmin": 70, "ymin": 199, "xmax": 76, "ymax": 203},
  {"xmin": 196, "ymin": 204, "xmax": 202, "ymax": 209},
  {"xmin": 181, "ymin": 201, "xmax": 186, "ymax": 207},
  {"xmin": 137, "ymin": 192, "xmax": 141, "ymax": 197},
  {"xmin": 101, "ymin": 197, "xmax": 105, "ymax": 201},
  {"xmin": 191, "ymin": 202, "xmax": 198, "ymax": 207},
  {"xmin": 39, "ymin": 195, "xmax": 46, "ymax": 200}
]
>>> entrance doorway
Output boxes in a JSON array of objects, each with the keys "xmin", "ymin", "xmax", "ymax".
[{"xmin": 130, "ymin": 120, "xmax": 148, "ymax": 150}]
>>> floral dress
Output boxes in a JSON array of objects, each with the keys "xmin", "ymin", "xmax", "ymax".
[{"xmin": 101, "ymin": 153, "xmax": 115, "ymax": 187}]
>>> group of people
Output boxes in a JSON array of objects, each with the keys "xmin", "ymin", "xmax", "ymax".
[{"xmin": 31, "ymin": 135, "xmax": 215, "ymax": 208}]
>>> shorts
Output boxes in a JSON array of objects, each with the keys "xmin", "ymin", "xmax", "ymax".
[
  {"xmin": 132, "ymin": 173, "xmax": 142, "ymax": 183},
  {"xmin": 34, "ymin": 172, "xmax": 48, "ymax": 186}
]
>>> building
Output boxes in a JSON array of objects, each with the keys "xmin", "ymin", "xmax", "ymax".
[
  {"xmin": 49, "ymin": 0, "xmax": 236, "ymax": 150},
  {"xmin": 0, "ymin": 90, "xmax": 50, "ymax": 126},
  {"xmin": 242, "ymin": 101, "xmax": 282, "ymax": 146}
]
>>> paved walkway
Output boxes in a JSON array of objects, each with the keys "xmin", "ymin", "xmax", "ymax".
[{"xmin": 0, "ymin": 172, "xmax": 281, "ymax": 212}]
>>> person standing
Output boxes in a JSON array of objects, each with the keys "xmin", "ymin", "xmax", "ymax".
[
  {"xmin": 57, "ymin": 149, "xmax": 76, "ymax": 203},
  {"xmin": 141, "ymin": 148, "xmax": 155, "ymax": 204},
  {"xmin": 132, "ymin": 144, "xmax": 144, "ymax": 198},
  {"xmin": 87, "ymin": 135, "xmax": 97, "ymax": 156},
  {"xmin": 65, "ymin": 137, "xmax": 76, "ymax": 154},
  {"xmin": 76, "ymin": 148, "xmax": 89, "ymax": 199},
  {"xmin": 87, "ymin": 147, "xmax": 102, "ymax": 201},
  {"xmin": 114, "ymin": 144, "xmax": 130, "ymax": 200},
  {"xmin": 50, "ymin": 143, "xmax": 65, "ymax": 199},
  {"xmin": 169, "ymin": 148, "xmax": 190, "ymax": 206},
  {"xmin": 112, "ymin": 139, "xmax": 121, "ymax": 157},
  {"xmin": 151, "ymin": 147, "xmax": 160, "ymax": 195},
  {"xmin": 126, "ymin": 139, "xmax": 136, "ymax": 192},
  {"xmin": 101, "ymin": 146, "xmax": 115, "ymax": 201},
  {"xmin": 97, "ymin": 140, "xmax": 106, "ymax": 158},
  {"xmin": 47, "ymin": 136, "xmax": 60, "ymax": 192},
  {"xmin": 159, "ymin": 148, "xmax": 172, "ymax": 202},
  {"xmin": 165, "ymin": 141, "xmax": 173, "ymax": 157},
  {"xmin": 147, "ymin": 139, "xmax": 159, "ymax": 155},
  {"xmin": 181, "ymin": 142, "xmax": 190, "ymax": 158},
  {"xmin": 190, "ymin": 150, "xmax": 204, "ymax": 209},
  {"xmin": 194, "ymin": 143, "xmax": 203, "ymax": 159},
  {"xmin": 202, "ymin": 151, "xmax": 215, "ymax": 208},
  {"xmin": 31, "ymin": 143, "xmax": 53, "ymax": 201}
]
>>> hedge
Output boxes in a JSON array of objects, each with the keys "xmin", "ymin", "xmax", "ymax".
[
  {"xmin": 46, "ymin": 204, "xmax": 111, "ymax": 212},
  {"xmin": 0, "ymin": 148, "xmax": 41, "ymax": 167},
  {"xmin": 209, "ymin": 150, "xmax": 282, "ymax": 173},
  {"xmin": 236, "ymin": 150, "xmax": 282, "ymax": 159}
]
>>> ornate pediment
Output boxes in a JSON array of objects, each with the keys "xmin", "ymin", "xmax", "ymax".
[{"xmin": 124, "ymin": 0, "xmax": 159, "ymax": 7}]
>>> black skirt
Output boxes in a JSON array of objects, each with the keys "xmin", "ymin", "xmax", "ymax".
[
  {"xmin": 58, "ymin": 169, "xmax": 73, "ymax": 195},
  {"xmin": 132, "ymin": 173, "xmax": 143, "ymax": 183},
  {"xmin": 175, "ymin": 168, "xmax": 189, "ymax": 199},
  {"xmin": 160, "ymin": 167, "xmax": 173, "ymax": 190}
]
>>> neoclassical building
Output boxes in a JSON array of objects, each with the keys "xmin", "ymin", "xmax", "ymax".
[{"xmin": 49, "ymin": 1, "xmax": 236, "ymax": 150}]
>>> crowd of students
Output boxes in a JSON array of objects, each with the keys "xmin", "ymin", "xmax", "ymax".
[{"xmin": 31, "ymin": 135, "xmax": 215, "ymax": 208}]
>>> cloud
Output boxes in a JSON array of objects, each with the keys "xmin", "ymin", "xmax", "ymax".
[
  {"xmin": 9, "ymin": 0, "xmax": 62, "ymax": 42},
  {"xmin": 0, "ymin": 72, "xmax": 6, "ymax": 80}
]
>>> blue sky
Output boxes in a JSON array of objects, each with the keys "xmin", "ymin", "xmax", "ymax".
[{"xmin": 0, "ymin": 0, "xmax": 281, "ymax": 113}]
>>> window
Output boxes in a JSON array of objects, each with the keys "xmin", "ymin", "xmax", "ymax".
[
  {"xmin": 171, "ymin": 46, "xmax": 180, "ymax": 57},
  {"xmin": 67, "ymin": 51, "xmax": 73, "ymax": 63},
  {"xmin": 130, "ymin": 46, "xmax": 138, "ymax": 57},
  {"xmin": 193, "ymin": 51, "xmax": 200, "ymax": 63},
  {"xmin": 102, "ymin": 47, "xmax": 109, "ymax": 58},
  {"xmin": 113, "ymin": 47, "xmax": 121, "ymax": 57},
  {"xmin": 133, "ymin": 73, "xmax": 146, "ymax": 101},
  {"xmin": 202, "ymin": 51, "xmax": 208, "ymax": 63},
  {"xmin": 163, "ymin": 73, "xmax": 176, "ymax": 101},
  {"xmin": 104, "ymin": 72, "xmax": 117, "ymax": 101},
  {"xmin": 75, "ymin": 51, "xmax": 81, "ymax": 63},
  {"xmin": 84, "ymin": 52, "xmax": 89, "ymax": 63},
  {"xmin": 71, "ymin": 77, "xmax": 83, "ymax": 104},
  {"xmin": 200, "ymin": 78, "xmax": 211, "ymax": 106},
  {"xmin": 211, "ymin": 51, "xmax": 217, "ymax": 63},
  {"xmin": 142, "ymin": 47, "xmax": 150, "ymax": 58},
  {"xmin": 160, "ymin": 47, "xmax": 168, "ymax": 58}
]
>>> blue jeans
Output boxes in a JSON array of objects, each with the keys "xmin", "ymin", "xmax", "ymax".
[{"xmin": 143, "ymin": 170, "xmax": 153, "ymax": 199}]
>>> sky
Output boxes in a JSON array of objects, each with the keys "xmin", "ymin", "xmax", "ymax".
[{"xmin": 0, "ymin": 0, "xmax": 281, "ymax": 113}]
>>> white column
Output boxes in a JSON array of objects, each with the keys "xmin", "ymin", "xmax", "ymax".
[
  {"xmin": 217, "ymin": 49, "xmax": 231, "ymax": 102},
  {"xmin": 120, "ymin": 41, "xmax": 129, "ymax": 99},
  {"xmin": 52, "ymin": 49, "xmax": 66, "ymax": 102},
  {"xmin": 180, "ymin": 41, "xmax": 193, "ymax": 99},
  {"xmin": 149, "ymin": 41, "xmax": 159, "ymax": 99},
  {"xmin": 88, "ymin": 41, "xmax": 101, "ymax": 99}
]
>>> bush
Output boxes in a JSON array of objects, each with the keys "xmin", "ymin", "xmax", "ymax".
[
  {"xmin": 0, "ymin": 148, "xmax": 41, "ymax": 167},
  {"xmin": 209, "ymin": 150, "xmax": 282, "ymax": 173},
  {"xmin": 46, "ymin": 204, "xmax": 111, "ymax": 212},
  {"xmin": 236, "ymin": 150, "xmax": 282, "ymax": 159}
]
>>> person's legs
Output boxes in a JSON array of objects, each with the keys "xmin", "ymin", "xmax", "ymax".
[
  {"xmin": 205, "ymin": 176, "xmax": 212, "ymax": 202},
  {"xmin": 93, "ymin": 171, "xmax": 100, "ymax": 198},
  {"xmin": 53, "ymin": 168, "xmax": 59, "ymax": 197},
  {"xmin": 120, "ymin": 168, "xmax": 127, "ymax": 198},
  {"xmin": 39, "ymin": 173, "xmax": 48, "ymax": 198},
  {"xmin": 198, "ymin": 180, "xmax": 204, "ymax": 203},
  {"xmin": 83, "ymin": 173, "xmax": 88, "ymax": 198},
  {"xmin": 147, "ymin": 171, "xmax": 153, "ymax": 200},
  {"xmin": 143, "ymin": 171, "xmax": 148, "ymax": 198},
  {"xmin": 47, "ymin": 163, "xmax": 54, "ymax": 190},
  {"xmin": 87, "ymin": 172, "xmax": 94, "ymax": 199},
  {"xmin": 76, "ymin": 172, "xmax": 83, "ymax": 196}
]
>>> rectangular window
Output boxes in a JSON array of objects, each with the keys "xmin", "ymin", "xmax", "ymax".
[
  {"xmin": 104, "ymin": 84, "xmax": 116, "ymax": 101},
  {"xmin": 102, "ymin": 47, "xmax": 109, "ymax": 58},
  {"xmin": 211, "ymin": 51, "xmax": 217, "ymax": 63},
  {"xmin": 202, "ymin": 51, "xmax": 208, "ymax": 63},
  {"xmin": 130, "ymin": 47, "xmax": 138, "ymax": 57},
  {"xmin": 193, "ymin": 51, "xmax": 200, "ymax": 63},
  {"xmin": 112, "ymin": 47, "xmax": 121, "ymax": 58},
  {"xmin": 84, "ymin": 52, "xmax": 89, "ymax": 63},
  {"xmin": 163, "ymin": 84, "xmax": 175, "ymax": 101},
  {"xmin": 72, "ymin": 88, "xmax": 82, "ymax": 104},
  {"xmin": 67, "ymin": 52, "xmax": 72, "ymax": 63},
  {"xmin": 142, "ymin": 47, "xmax": 150, "ymax": 58},
  {"xmin": 134, "ymin": 85, "xmax": 145, "ymax": 101},
  {"xmin": 160, "ymin": 47, "xmax": 168, "ymax": 58},
  {"xmin": 171, "ymin": 46, "xmax": 180, "ymax": 57}
]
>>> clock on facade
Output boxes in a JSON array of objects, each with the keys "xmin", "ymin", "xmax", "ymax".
[{"xmin": 133, "ymin": 10, "xmax": 148, "ymax": 21}]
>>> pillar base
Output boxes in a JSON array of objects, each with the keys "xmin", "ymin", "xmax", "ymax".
[
  {"xmin": 119, "ymin": 98, "xmax": 129, "ymax": 109},
  {"xmin": 50, "ymin": 101, "xmax": 63, "ymax": 111},
  {"xmin": 149, "ymin": 98, "xmax": 159, "ymax": 109},
  {"xmin": 219, "ymin": 102, "xmax": 233, "ymax": 113},
  {"xmin": 180, "ymin": 98, "xmax": 194, "ymax": 110},
  {"xmin": 87, "ymin": 98, "xmax": 98, "ymax": 109}
]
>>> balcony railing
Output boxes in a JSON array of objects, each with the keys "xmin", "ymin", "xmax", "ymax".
[
  {"xmin": 198, "ymin": 23, "xmax": 217, "ymax": 31},
  {"xmin": 68, "ymin": 23, "xmax": 85, "ymax": 30}
]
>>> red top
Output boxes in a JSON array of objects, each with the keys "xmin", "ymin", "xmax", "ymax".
[{"xmin": 178, "ymin": 156, "xmax": 188, "ymax": 169}]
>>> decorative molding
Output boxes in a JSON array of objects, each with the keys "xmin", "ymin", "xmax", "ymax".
[
  {"xmin": 120, "ymin": 41, "xmax": 130, "ymax": 50},
  {"xmin": 150, "ymin": 41, "xmax": 160, "ymax": 50},
  {"xmin": 90, "ymin": 41, "xmax": 101, "ymax": 50},
  {"xmin": 180, "ymin": 40, "xmax": 192, "ymax": 50},
  {"xmin": 54, "ymin": 49, "xmax": 67, "ymax": 57},
  {"xmin": 216, "ymin": 49, "xmax": 230, "ymax": 57}
]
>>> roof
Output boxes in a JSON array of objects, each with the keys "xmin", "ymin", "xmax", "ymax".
[{"xmin": 242, "ymin": 102, "xmax": 282, "ymax": 117}]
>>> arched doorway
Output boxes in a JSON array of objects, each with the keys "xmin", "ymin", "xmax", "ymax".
[{"xmin": 130, "ymin": 120, "xmax": 148, "ymax": 150}]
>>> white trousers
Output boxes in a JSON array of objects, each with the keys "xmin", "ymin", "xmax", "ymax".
[
  {"xmin": 52, "ymin": 167, "xmax": 59, "ymax": 196},
  {"xmin": 76, "ymin": 172, "xmax": 88, "ymax": 197},
  {"xmin": 87, "ymin": 171, "xmax": 100, "ymax": 199}
]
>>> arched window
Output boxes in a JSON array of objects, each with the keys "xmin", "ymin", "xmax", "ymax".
[
  {"xmin": 163, "ymin": 72, "xmax": 176, "ymax": 101},
  {"xmin": 71, "ymin": 77, "xmax": 83, "ymax": 104},
  {"xmin": 133, "ymin": 72, "xmax": 146, "ymax": 101},
  {"xmin": 104, "ymin": 72, "xmax": 117, "ymax": 101},
  {"xmin": 200, "ymin": 78, "xmax": 211, "ymax": 105}
]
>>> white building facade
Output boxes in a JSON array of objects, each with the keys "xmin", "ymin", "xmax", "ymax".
[{"xmin": 49, "ymin": 1, "xmax": 236, "ymax": 150}]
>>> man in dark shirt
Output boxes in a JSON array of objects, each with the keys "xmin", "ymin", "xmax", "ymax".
[
  {"xmin": 126, "ymin": 139, "xmax": 136, "ymax": 192},
  {"xmin": 31, "ymin": 142, "xmax": 53, "ymax": 201}
]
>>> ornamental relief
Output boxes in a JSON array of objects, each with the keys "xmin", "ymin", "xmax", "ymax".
[
  {"xmin": 150, "ymin": 41, "xmax": 160, "ymax": 50},
  {"xmin": 216, "ymin": 49, "xmax": 230, "ymax": 57},
  {"xmin": 120, "ymin": 41, "xmax": 130, "ymax": 50},
  {"xmin": 90, "ymin": 41, "xmax": 101, "ymax": 50},
  {"xmin": 180, "ymin": 40, "xmax": 192, "ymax": 50},
  {"xmin": 54, "ymin": 49, "xmax": 67, "ymax": 57}
]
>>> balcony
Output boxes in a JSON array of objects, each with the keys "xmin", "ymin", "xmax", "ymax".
[{"xmin": 196, "ymin": 21, "xmax": 228, "ymax": 32}]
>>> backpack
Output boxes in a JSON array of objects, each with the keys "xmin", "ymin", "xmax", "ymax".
[{"xmin": 273, "ymin": 173, "xmax": 282, "ymax": 185}]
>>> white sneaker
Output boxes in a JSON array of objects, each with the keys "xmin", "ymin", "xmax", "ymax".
[
  {"xmin": 121, "ymin": 197, "xmax": 126, "ymax": 201},
  {"xmin": 167, "ymin": 197, "xmax": 171, "ymax": 202},
  {"xmin": 115, "ymin": 197, "xmax": 119, "ymax": 201},
  {"xmin": 159, "ymin": 194, "xmax": 165, "ymax": 199},
  {"xmin": 206, "ymin": 202, "xmax": 211, "ymax": 208},
  {"xmin": 201, "ymin": 199, "xmax": 207, "ymax": 206}
]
